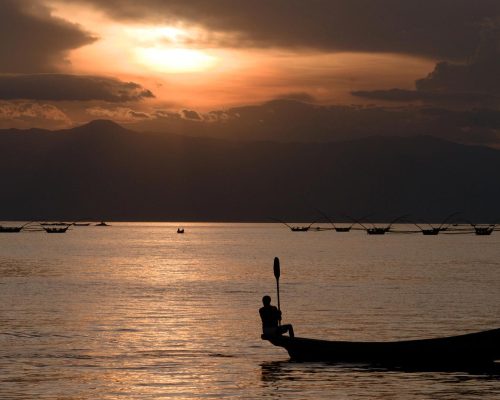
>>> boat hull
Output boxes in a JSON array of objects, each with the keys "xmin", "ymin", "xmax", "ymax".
[
  {"xmin": 264, "ymin": 328, "xmax": 500, "ymax": 366},
  {"xmin": 0, "ymin": 227, "xmax": 22, "ymax": 233}
]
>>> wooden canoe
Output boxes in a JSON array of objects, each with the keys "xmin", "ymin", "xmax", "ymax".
[{"xmin": 263, "ymin": 328, "xmax": 500, "ymax": 366}]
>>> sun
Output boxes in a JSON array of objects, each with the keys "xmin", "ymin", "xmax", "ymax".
[{"xmin": 136, "ymin": 47, "xmax": 218, "ymax": 73}]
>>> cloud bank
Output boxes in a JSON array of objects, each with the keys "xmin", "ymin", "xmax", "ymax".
[
  {"xmin": 78, "ymin": 0, "xmax": 500, "ymax": 59},
  {"xmin": 0, "ymin": 101, "xmax": 70, "ymax": 129},
  {"xmin": 352, "ymin": 24, "xmax": 500, "ymax": 105},
  {"xmin": 0, "ymin": 74, "xmax": 154, "ymax": 102},
  {"xmin": 108, "ymin": 99, "xmax": 499, "ymax": 147},
  {"xmin": 86, "ymin": 106, "xmax": 152, "ymax": 122}
]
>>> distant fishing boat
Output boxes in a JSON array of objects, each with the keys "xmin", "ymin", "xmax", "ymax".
[
  {"xmin": 95, "ymin": 221, "xmax": 110, "ymax": 226},
  {"xmin": 474, "ymin": 226, "xmax": 494, "ymax": 236},
  {"xmin": 271, "ymin": 218, "xmax": 316, "ymax": 232},
  {"xmin": 314, "ymin": 208, "xmax": 353, "ymax": 232},
  {"xmin": 0, "ymin": 226, "xmax": 23, "ymax": 233},
  {"xmin": 43, "ymin": 226, "xmax": 69, "ymax": 233},
  {"xmin": 0, "ymin": 221, "xmax": 36, "ymax": 233},
  {"xmin": 177, "ymin": 228, "xmax": 184, "ymax": 234},
  {"xmin": 72, "ymin": 222, "xmax": 91, "ymax": 226},
  {"xmin": 263, "ymin": 328, "xmax": 500, "ymax": 366},
  {"xmin": 421, "ymin": 228, "xmax": 440, "ymax": 235},
  {"xmin": 415, "ymin": 212, "xmax": 460, "ymax": 235},
  {"xmin": 291, "ymin": 226, "xmax": 310, "ymax": 232},
  {"xmin": 366, "ymin": 227, "xmax": 388, "ymax": 235},
  {"xmin": 364, "ymin": 214, "xmax": 409, "ymax": 235}
]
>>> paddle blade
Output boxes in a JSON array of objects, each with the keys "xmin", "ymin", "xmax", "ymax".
[{"xmin": 273, "ymin": 257, "xmax": 280, "ymax": 279}]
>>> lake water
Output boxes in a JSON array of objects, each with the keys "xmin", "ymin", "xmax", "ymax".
[{"xmin": 0, "ymin": 223, "xmax": 499, "ymax": 399}]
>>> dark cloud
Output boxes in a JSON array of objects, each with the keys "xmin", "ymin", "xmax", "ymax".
[
  {"xmin": 79, "ymin": 0, "xmax": 500, "ymax": 59},
  {"xmin": 0, "ymin": 74, "xmax": 154, "ymax": 102},
  {"xmin": 415, "ymin": 25, "xmax": 500, "ymax": 93},
  {"xmin": 181, "ymin": 110, "xmax": 202, "ymax": 120},
  {"xmin": 0, "ymin": 0, "xmax": 96, "ymax": 72},
  {"xmin": 351, "ymin": 89, "xmax": 500, "ymax": 105},
  {"xmin": 352, "ymin": 24, "xmax": 500, "ymax": 106},
  {"xmin": 274, "ymin": 92, "xmax": 316, "ymax": 103},
  {"xmin": 129, "ymin": 111, "xmax": 151, "ymax": 119}
]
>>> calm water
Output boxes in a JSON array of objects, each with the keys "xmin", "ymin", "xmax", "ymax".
[{"xmin": 0, "ymin": 223, "xmax": 499, "ymax": 399}]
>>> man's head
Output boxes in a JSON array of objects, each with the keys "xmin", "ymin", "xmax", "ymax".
[{"xmin": 262, "ymin": 295, "xmax": 271, "ymax": 306}]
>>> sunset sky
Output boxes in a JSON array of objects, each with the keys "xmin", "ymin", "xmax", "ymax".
[{"xmin": 2, "ymin": 0, "xmax": 500, "ymax": 145}]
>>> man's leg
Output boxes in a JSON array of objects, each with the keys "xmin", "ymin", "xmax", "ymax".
[{"xmin": 279, "ymin": 324, "xmax": 294, "ymax": 338}]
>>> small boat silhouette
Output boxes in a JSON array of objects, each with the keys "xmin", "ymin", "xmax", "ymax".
[
  {"xmin": 43, "ymin": 226, "xmax": 69, "ymax": 233},
  {"xmin": 177, "ymin": 228, "xmax": 185, "ymax": 234},
  {"xmin": 95, "ymin": 221, "xmax": 110, "ymax": 226},
  {"xmin": 0, "ymin": 221, "xmax": 36, "ymax": 233},
  {"xmin": 263, "ymin": 328, "xmax": 500, "ymax": 366},
  {"xmin": 0, "ymin": 226, "xmax": 23, "ymax": 233},
  {"xmin": 290, "ymin": 226, "xmax": 310, "ymax": 232},
  {"xmin": 360, "ymin": 214, "xmax": 409, "ymax": 235},
  {"xmin": 314, "ymin": 208, "xmax": 353, "ymax": 232},
  {"xmin": 474, "ymin": 226, "xmax": 494, "ymax": 235},
  {"xmin": 415, "ymin": 212, "xmax": 461, "ymax": 235},
  {"xmin": 271, "ymin": 218, "xmax": 316, "ymax": 232},
  {"xmin": 421, "ymin": 228, "xmax": 441, "ymax": 235},
  {"xmin": 366, "ymin": 227, "xmax": 389, "ymax": 235}
]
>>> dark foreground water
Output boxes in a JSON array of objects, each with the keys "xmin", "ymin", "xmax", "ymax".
[{"xmin": 0, "ymin": 223, "xmax": 499, "ymax": 399}]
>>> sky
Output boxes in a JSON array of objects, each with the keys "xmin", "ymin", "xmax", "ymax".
[{"xmin": 1, "ymin": 0, "xmax": 500, "ymax": 145}]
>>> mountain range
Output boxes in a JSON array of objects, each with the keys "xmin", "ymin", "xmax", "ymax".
[{"xmin": 1, "ymin": 119, "xmax": 499, "ymax": 222}]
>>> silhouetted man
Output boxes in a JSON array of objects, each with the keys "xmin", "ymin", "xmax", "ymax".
[{"xmin": 259, "ymin": 295, "xmax": 294, "ymax": 338}]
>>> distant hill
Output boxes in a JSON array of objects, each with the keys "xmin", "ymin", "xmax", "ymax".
[
  {"xmin": 1, "ymin": 120, "xmax": 499, "ymax": 222},
  {"xmin": 130, "ymin": 100, "xmax": 500, "ymax": 148}
]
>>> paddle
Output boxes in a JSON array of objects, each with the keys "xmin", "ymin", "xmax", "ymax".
[{"xmin": 273, "ymin": 257, "xmax": 281, "ymax": 326}]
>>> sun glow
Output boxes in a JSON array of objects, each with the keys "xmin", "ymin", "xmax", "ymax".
[
  {"xmin": 136, "ymin": 47, "xmax": 218, "ymax": 73},
  {"xmin": 129, "ymin": 26, "xmax": 187, "ymax": 43}
]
